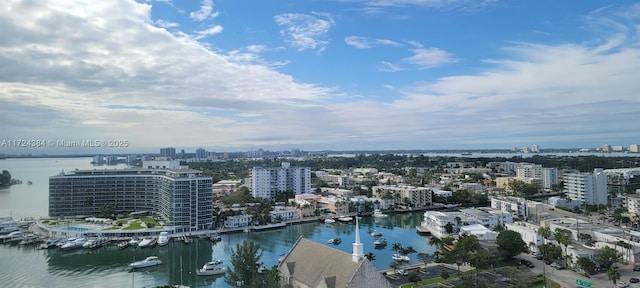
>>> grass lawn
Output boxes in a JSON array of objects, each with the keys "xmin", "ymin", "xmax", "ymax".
[
  {"xmin": 123, "ymin": 221, "xmax": 144, "ymax": 230},
  {"xmin": 140, "ymin": 217, "xmax": 160, "ymax": 228}
]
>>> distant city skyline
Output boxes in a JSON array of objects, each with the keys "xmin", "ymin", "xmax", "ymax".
[{"xmin": 2, "ymin": 1, "xmax": 640, "ymax": 152}]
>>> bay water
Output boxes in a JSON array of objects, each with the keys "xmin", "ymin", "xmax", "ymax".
[{"xmin": 0, "ymin": 157, "xmax": 435, "ymax": 288}]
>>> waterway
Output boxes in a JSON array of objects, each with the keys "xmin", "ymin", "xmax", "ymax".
[{"xmin": 0, "ymin": 157, "xmax": 435, "ymax": 287}]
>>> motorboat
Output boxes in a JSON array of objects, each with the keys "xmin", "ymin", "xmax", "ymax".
[
  {"xmin": 392, "ymin": 254, "xmax": 410, "ymax": 262},
  {"xmin": 0, "ymin": 231, "xmax": 24, "ymax": 243},
  {"xmin": 337, "ymin": 216, "xmax": 353, "ymax": 222},
  {"xmin": 128, "ymin": 256, "xmax": 162, "ymax": 269},
  {"xmin": 128, "ymin": 237, "xmax": 141, "ymax": 246},
  {"xmin": 182, "ymin": 235, "xmax": 193, "ymax": 244},
  {"xmin": 196, "ymin": 260, "xmax": 226, "ymax": 276},
  {"xmin": 372, "ymin": 209, "xmax": 388, "ymax": 218},
  {"xmin": 324, "ymin": 218, "xmax": 336, "ymax": 224},
  {"xmin": 83, "ymin": 238, "xmax": 107, "ymax": 249},
  {"xmin": 118, "ymin": 241, "xmax": 129, "ymax": 249},
  {"xmin": 138, "ymin": 237, "xmax": 156, "ymax": 248},
  {"xmin": 157, "ymin": 232, "xmax": 169, "ymax": 246},
  {"xmin": 19, "ymin": 235, "xmax": 40, "ymax": 245},
  {"xmin": 40, "ymin": 239, "xmax": 60, "ymax": 249},
  {"xmin": 57, "ymin": 237, "xmax": 77, "ymax": 248},
  {"xmin": 370, "ymin": 230, "xmax": 382, "ymax": 237},
  {"xmin": 327, "ymin": 238, "xmax": 342, "ymax": 244},
  {"xmin": 374, "ymin": 238, "xmax": 387, "ymax": 247},
  {"xmin": 61, "ymin": 238, "xmax": 87, "ymax": 250},
  {"xmin": 209, "ymin": 233, "xmax": 221, "ymax": 242}
]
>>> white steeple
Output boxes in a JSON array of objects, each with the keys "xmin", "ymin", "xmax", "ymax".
[{"xmin": 352, "ymin": 215, "xmax": 364, "ymax": 262}]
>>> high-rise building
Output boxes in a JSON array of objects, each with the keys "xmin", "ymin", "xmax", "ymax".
[
  {"xmin": 563, "ymin": 168, "xmax": 608, "ymax": 205},
  {"xmin": 160, "ymin": 147, "xmax": 177, "ymax": 159},
  {"xmin": 49, "ymin": 161, "xmax": 213, "ymax": 232},
  {"xmin": 251, "ymin": 162, "xmax": 311, "ymax": 199},
  {"xmin": 530, "ymin": 144, "xmax": 539, "ymax": 153},
  {"xmin": 602, "ymin": 144, "xmax": 612, "ymax": 153},
  {"xmin": 196, "ymin": 148, "xmax": 207, "ymax": 160},
  {"xmin": 630, "ymin": 144, "xmax": 639, "ymax": 153},
  {"xmin": 516, "ymin": 164, "xmax": 558, "ymax": 189}
]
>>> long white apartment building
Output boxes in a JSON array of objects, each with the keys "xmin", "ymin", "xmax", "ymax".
[
  {"xmin": 420, "ymin": 208, "xmax": 513, "ymax": 238},
  {"xmin": 563, "ymin": 168, "xmax": 608, "ymax": 205},
  {"xmin": 372, "ymin": 185, "xmax": 432, "ymax": 208},
  {"xmin": 490, "ymin": 196, "xmax": 529, "ymax": 219},
  {"xmin": 49, "ymin": 160, "xmax": 213, "ymax": 232},
  {"xmin": 251, "ymin": 162, "xmax": 311, "ymax": 199},
  {"xmin": 516, "ymin": 164, "xmax": 558, "ymax": 189}
]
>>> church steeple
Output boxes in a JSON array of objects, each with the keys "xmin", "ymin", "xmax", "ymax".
[{"xmin": 352, "ymin": 215, "xmax": 364, "ymax": 262}]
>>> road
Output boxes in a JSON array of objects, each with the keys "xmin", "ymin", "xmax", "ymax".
[{"xmin": 522, "ymin": 253, "xmax": 640, "ymax": 288}]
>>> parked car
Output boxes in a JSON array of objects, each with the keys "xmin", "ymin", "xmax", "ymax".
[
  {"xmin": 629, "ymin": 277, "xmax": 639, "ymax": 283},
  {"xmin": 617, "ymin": 281, "xmax": 629, "ymax": 288},
  {"xmin": 519, "ymin": 259, "xmax": 534, "ymax": 268}
]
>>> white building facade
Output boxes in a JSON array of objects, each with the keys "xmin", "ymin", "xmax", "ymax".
[
  {"xmin": 251, "ymin": 162, "xmax": 311, "ymax": 199},
  {"xmin": 490, "ymin": 196, "xmax": 529, "ymax": 219},
  {"xmin": 563, "ymin": 168, "xmax": 608, "ymax": 205}
]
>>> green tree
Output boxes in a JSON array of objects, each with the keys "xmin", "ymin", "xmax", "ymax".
[
  {"xmin": 407, "ymin": 271, "xmax": 421, "ymax": 285},
  {"xmin": 428, "ymin": 236, "xmax": 443, "ymax": 251},
  {"xmin": 593, "ymin": 246, "xmax": 623, "ymax": 270},
  {"xmin": 444, "ymin": 222, "xmax": 454, "ymax": 234},
  {"xmin": 576, "ymin": 256, "xmax": 596, "ymax": 275},
  {"xmin": 365, "ymin": 252, "xmax": 376, "ymax": 262},
  {"xmin": 496, "ymin": 230, "xmax": 528, "ymax": 260},
  {"xmin": 98, "ymin": 204, "xmax": 116, "ymax": 218},
  {"xmin": 440, "ymin": 269, "xmax": 450, "ymax": 280},
  {"xmin": 225, "ymin": 240, "xmax": 269, "ymax": 288},
  {"xmin": 537, "ymin": 226, "xmax": 551, "ymax": 240},
  {"xmin": 0, "ymin": 170, "xmax": 11, "ymax": 186},
  {"xmin": 553, "ymin": 228, "xmax": 572, "ymax": 262},
  {"xmin": 607, "ymin": 266, "xmax": 621, "ymax": 287},
  {"xmin": 417, "ymin": 252, "xmax": 431, "ymax": 269},
  {"xmin": 539, "ymin": 243, "xmax": 562, "ymax": 261}
]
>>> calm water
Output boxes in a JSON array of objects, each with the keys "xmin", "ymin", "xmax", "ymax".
[{"xmin": 0, "ymin": 158, "xmax": 435, "ymax": 288}]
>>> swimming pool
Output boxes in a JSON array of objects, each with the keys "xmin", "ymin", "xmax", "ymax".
[{"xmin": 68, "ymin": 227, "xmax": 89, "ymax": 232}]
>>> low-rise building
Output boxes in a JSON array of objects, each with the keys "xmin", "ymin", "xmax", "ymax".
[
  {"xmin": 270, "ymin": 206, "xmax": 299, "ymax": 222},
  {"xmin": 459, "ymin": 224, "xmax": 497, "ymax": 241},
  {"xmin": 491, "ymin": 196, "xmax": 529, "ymax": 219},
  {"xmin": 224, "ymin": 214, "xmax": 252, "ymax": 228}
]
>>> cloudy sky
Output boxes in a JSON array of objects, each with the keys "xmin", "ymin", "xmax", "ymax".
[{"xmin": 1, "ymin": 0, "xmax": 640, "ymax": 154}]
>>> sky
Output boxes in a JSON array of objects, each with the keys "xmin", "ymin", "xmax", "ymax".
[{"xmin": 1, "ymin": 0, "xmax": 640, "ymax": 154}]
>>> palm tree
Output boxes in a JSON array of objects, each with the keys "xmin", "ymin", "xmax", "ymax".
[
  {"xmin": 538, "ymin": 226, "xmax": 551, "ymax": 240},
  {"xmin": 391, "ymin": 242, "xmax": 404, "ymax": 254},
  {"xmin": 417, "ymin": 253, "xmax": 431, "ymax": 270},
  {"xmin": 365, "ymin": 252, "xmax": 376, "ymax": 262},
  {"xmin": 607, "ymin": 266, "xmax": 621, "ymax": 287},
  {"xmin": 428, "ymin": 236, "xmax": 443, "ymax": 250},
  {"xmin": 553, "ymin": 228, "xmax": 572, "ymax": 265}
]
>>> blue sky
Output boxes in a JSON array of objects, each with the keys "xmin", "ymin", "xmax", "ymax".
[{"xmin": 1, "ymin": 0, "xmax": 640, "ymax": 153}]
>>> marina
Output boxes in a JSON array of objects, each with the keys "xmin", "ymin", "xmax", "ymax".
[{"xmin": 0, "ymin": 157, "xmax": 435, "ymax": 287}]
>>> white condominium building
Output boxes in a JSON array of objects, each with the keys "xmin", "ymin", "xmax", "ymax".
[
  {"xmin": 372, "ymin": 185, "xmax": 432, "ymax": 207},
  {"xmin": 490, "ymin": 196, "xmax": 529, "ymax": 219},
  {"xmin": 563, "ymin": 168, "xmax": 608, "ymax": 205},
  {"xmin": 251, "ymin": 162, "xmax": 311, "ymax": 199},
  {"xmin": 516, "ymin": 164, "xmax": 558, "ymax": 189}
]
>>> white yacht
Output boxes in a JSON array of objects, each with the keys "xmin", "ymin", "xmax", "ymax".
[
  {"xmin": 370, "ymin": 230, "xmax": 382, "ymax": 237},
  {"xmin": 327, "ymin": 237, "xmax": 342, "ymax": 244},
  {"xmin": 128, "ymin": 256, "xmax": 163, "ymax": 269},
  {"xmin": 60, "ymin": 238, "xmax": 87, "ymax": 250},
  {"xmin": 374, "ymin": 238, "xmax": 387, "ymax": 247},
  {"xmin": 39, "ymin": 239, "xmax": 60, "ymax": 249},
  {"xmin": 138, "ymin": 237, "xmax": 156, "ymax": 248},
  {"xmin": 196, "ymin": 260, "xmax": 226, "ymax": 276},
  {"xmin": 337, "ymin": 216, "xmax": 353, "ymax": 222},
  {"xmin": 324, "ymin": 218, "xmax": 336, "ymax": 224},
  {"xmin": 157, "ymin": 232, "xmax": 169, "ymax": 246},
  {"xmin": 392, "ymin": 254, "xmax": 410, "ymax": 262},
  {"xmin": 372, "ymin": 209, "xmax": 388, "ymax": 218},
  {"xmin": 128, "ymin": 237, "xmax": 141, "ymax": 246}
]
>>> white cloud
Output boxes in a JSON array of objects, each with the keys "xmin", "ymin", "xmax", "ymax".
[
  {"xmin": 365, "ymin": 0, "xmax": 497, "ymax": 10},
  {"xmin": 379, "ymin": 61, "xmax": 403, "ymax": 72},
  {"xmin": 194, "ymin": 25, "xmax": 223, "ymax": 39},
  {"xmin": 403, "ymin": 47, "xmax": 458, "ymax": 68},
  {"xmin": 153, "ymin": 19, "xmax": 179, "ymax": 28},
  {"xmin": 274, "ymin": 12, "xmax": 334, "ymax": 52},
  {"xmin": 189, "ymin": 0, "xmax": 218, "ymax": 22},
  {"xmin": 344, "ymin": 36, "xmax": 402, "ymax": 49}
]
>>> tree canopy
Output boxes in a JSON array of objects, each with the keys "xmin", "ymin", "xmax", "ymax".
[
  {"xmin": 225, "ymin": 240, "xmax": 279, "ymax": 288},
  {"xmin": 594, "ymin": 246, "xmax": 623, "ymax": 270},
  {"xmin": 496, "ymin": 230, "xmax": 528, "ymax": 259},
  {"xmin": 0, "ymin": 170, "xmax": 11, "ymax": 186}
]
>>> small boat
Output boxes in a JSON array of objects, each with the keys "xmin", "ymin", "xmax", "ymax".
[
  {"xmin": 27, "ymin": 181, "xmax": 33, "ymax": 185},
  {"xmin": 327, "ymin": 238, "xmax": 342, "ymax": 244},
  {"xmin": 138, "ymin": 237, "xmax": 156, "ymax": 248},
  {"xmin": 183, "ymin": 235, "xmax": 193, "ymax": 244},
  {"xmin": 337, "ymin": 216, "xmax": 353, "ymax": 222},
  {"xmin": 372, "ymin": 209, "xmax": 388, "ymax": 218},
  {"xmin": 18, "ymin": 235, "xmax": 40, "ymax": 245},
  {"xmin": 209, "ymin": 233, "xmax": 221, "ymax": 242},
  {"xmin": 118, "ymin": 241, "xmax": 129, "ymax": 249},
  {"xmin": 196, "ymin": 260, "xmax": 226, "ymax": 276},
  {"xmin": 40, "ymin": 239, "xmax": 60, "ymax": 249},
  {"xmin": 374, "ymin": 238, "xmax": 387, "ymax": 247},
  {"xmin": 392, "ymin": 254, "xmax": 410, "ymax": 262},
  {"xmin": 129, "ymin": 256, "xmax": 163, "ymax": 269},
  {"xmin": 157, "ymin": 232, "xmax": 169, "ymax": 246},
  {"xmin": 370, "ymin": 230, "xmax": 382, "ymax": 237},
  {"xmin": 324, "ymin": 218, "xmax": 336, "ymax": 224},
  {"xmin": 128, "ymin": 237, "xmax": 141, "ymax": 246}
]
